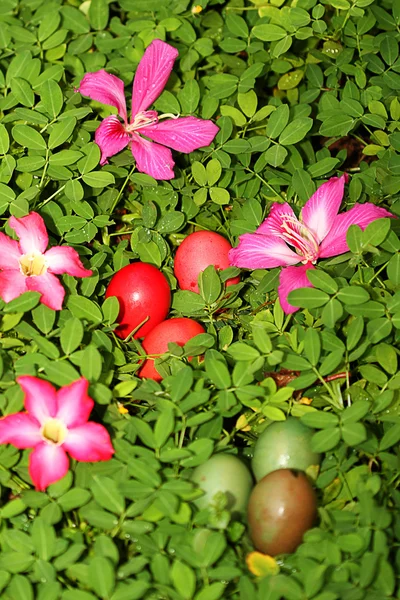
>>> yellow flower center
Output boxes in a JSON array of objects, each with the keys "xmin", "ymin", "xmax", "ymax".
[
  {"xmin": 41, "ymin": 418, "xmax": 67, "ymax": 445},
  {"xmin": 19, "ymin": 253, "xmax": 47, "ymax": 277}
]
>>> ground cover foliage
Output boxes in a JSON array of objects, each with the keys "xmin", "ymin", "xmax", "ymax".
[{"xmin": 0, "ymin": 0, "xmax": 399, "ymax": 598}]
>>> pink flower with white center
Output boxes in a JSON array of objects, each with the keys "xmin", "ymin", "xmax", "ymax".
[
  {"xmin": 229, "ymin": 174, "xmax": 393, "ymax": 314},
  {"xmin": 0, "ymin": 377, "xmax": 114, "ymax": 491},
  {"xmin": 77, "ymin": 39, "xmax": 219, "ymax": 180},
  {"xmin": 0, "ymin": 212, "xmax": 92, "ymax": 311}
]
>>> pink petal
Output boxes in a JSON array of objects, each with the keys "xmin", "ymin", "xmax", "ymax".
[
  {"xmin": 94, "ymin": 115, "xmax": 130, "ymax": 166},
  {"xmin": 9, "ymin": 212, "xmax": 48, "ymax": 255},
  {"xmin": 256, "ymin": 203, "xmax": 297, "ymax": 236},
  {"xmin": 131, "ymin": 39, "xmax": 178, "ymax": 116},
  {"xmin": 56, "ymin": 378, "xmax": 94, "ymax": 428},
  {"xmin": 0, "ymin": 413, "xmax": 41, "ymax": 448},
  {"xmin": 29, "ymin": 442, "xmax": 69, "ymax": 491},
  {"xmin": 63, "ymin": 422, "xmax": 114, "ymax": 462},
  {"xmin": 140, "ymin": 117, "xmax": 219, "ymax": 153},
  {"xmin": 45, "ymin": 246, "xmax": 92, "ymax": 278},
  {"xmin": 229, "ymin": 233, "xmax": 300, "ymax": 269},
  {"xmin": 278, "ymin": 264, "xmax": 315, "ymax": 314},
  {"xmin": 78, "ymin": 70, "xmax": 127, "ymax": 123},
  {"xmin": 130, "ymin": 134, "xmax": 175, "ymax": 180},
  {"xmin": 319, "ymin": 203, "xmax": 393, "ymax": 258},
  {"xmin": 300, "ymin": 174, "xmax": 348, "ymax": 244},
  {"xmin": 17, "ymin": 376, "xmax": 57, "ymax": 425},
  {"xmin": 26, "ymin": 272, "xmax": 65, "ymax": 311},
  {"xmin": 0, "ymin": 269, "xmax": 28, "ymax": 303},
  {"xmin": 0, "ymin": 233, "xmax": 21, "ymax": 270}
]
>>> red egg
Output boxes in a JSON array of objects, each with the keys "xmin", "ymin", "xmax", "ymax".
[
  {"xmin": 138, "ymin": 317, "xmax": 205, "ymax": 380},
  {"xmin": 174, "ymin": 231, "xmax": 240, "ymax": 294},
  {"xmin": 105, "ymin": 262, "xmax": 171, "ymax": 340}
]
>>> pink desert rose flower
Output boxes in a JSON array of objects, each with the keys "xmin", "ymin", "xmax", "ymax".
[
  {"xmin": 0, "ymin": 211, "xmax": 92, "ymax": 311},
  {"xmin": 0, "ymin": 376, "xmax": 114, "ymax": 491},
  {"xmin": 229, "ymin": 174, "xmax": 393, "ymax": 314},
  {"xmin": 77, "ymin": 39, "xmax": 219, "ymax": 180}
]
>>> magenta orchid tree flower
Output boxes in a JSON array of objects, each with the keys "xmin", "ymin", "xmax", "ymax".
[
  {"xmin": 0, "ymin": 376, "xmax": 114, "ymax": 491},
  {"xmin": 78, "ymin": 39, "xmax": 219, "ymax": 180},
  {"xmin": 0, "ymin": 212, "xmax": 92, "ymax": 311},
  {"xmin": 229, "ymin": 174, "xmax": 392, "ymax": 314}
]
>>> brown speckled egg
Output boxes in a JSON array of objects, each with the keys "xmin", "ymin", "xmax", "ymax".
[{"xmin": 247, "ymin": 469, "xmax": 317, "ymax": 556}]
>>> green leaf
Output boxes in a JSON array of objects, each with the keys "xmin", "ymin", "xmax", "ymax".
[
  {"xmin": 60, "ymin": 317, "xmax": 84, "ymax": 354},
  {"xmin": 319, "ymin": 350, "xmax": 343, "ymax": 376},
  {"xmin": 311, "ymin": 427, "xmax": 341, "ymax": 452},
  {"xmin": 307, "ymin": 270, "xmax": 338, "ymax": 294},
  {"xmin": 0, "ymin": 124, "xmax": 10, "ymax": 154},
  {"xmin": 179, "ymin": 79, "xmax": 200, "ymax": 113},
  {"xmin": 172, "ymin": 290, "xmax": 206, "ymax": 314},
  {"xmin": 67, "ymin": 296, "xmax": 102, "ymax": 324},
  {"xmin": 341, "ymin": 422, "xmax": 367, "ymax": 446},
  {"xmin": 252, "ymin": 24, "xmax": 287, "ymax": 41},
  {"xmin": 48, "ymin": 117, "xmax": 76, "ymax": 149},
  {"xmin": 387, "ymin": 253, "xmax": 400, "ymax": 285},
  {"xmin": 304, "ymin": 328, "xmax": 321, "ymax": 366},
  {"xmin": 346, "ymin": 316, "xmax": 364, "ymax": 351},
  {"xmin": 91, "ymin": 476, "xmax": 125, "ymax": 515},
  {"xmin": 82, "ymin": 171, "xmax": 115, "ymax": 187},
  {"xmin": 301, "ymin": 412, "xmax": 339, "ymax": 429},
  {"xmin": 227, "ymin": 342, "xmax": 260, "ymax": 361},
  {"xmin": 157, "ymin": 211, "xmax": 185, "ymax": 233},
  {"xmin": 88, "ymin": 0, "xmax": 109, "ymax": 30},
  {"xmin": 7, "ymin": 575, "xmax": 33, "ymax": 600},
  {"xmin": 171, "ymin": 560, "xmax": 196, "ymax": 600},
  {"xmin": 337, "ymin": 286, "xmax": 369, "ymax": 305},
  {"xmin": 379, "ymin": 423, "xmax": 400, "ymax": 451},
  {"xmin": 321, "ymin": 298, "xmax": 343, "ymax": 328},
  {"xmin": 12, "ymin": 125, "xmax": 46, "ymax": 150},
  {"xmin": 11, "ymin": 77, "xmax": 34, "ymax": 107},
  {"xmin": 4, "ymin": 291, "xmax": 41, "ymax": 313},
  {"xmin": 266, "ymin": 105, "xmax": 289, "ymax": 138},
  {"xmin": 279, "ymin": 117, "xmax": 313, "ymax": 145},
  {"xmin": 30, "ymin": 518, "xmax": 56, "ymax": 561},
  {"xmin": 362, "ymin": 218, "xmax": 390, "ymax": 247},
  {"xmin": 205, "ymin": 352, "xmax": 231, "ymax": 389},
  {"xmin": 209, "ymin": 187, "xmax": 230, "ymax": 205},
  {"xmin": 88, "ymin": 557, "xmax": 115, "ymax": 598},
  {"xmin": 264, "ymin": 145, "xmax": 287, "ymax": 167},
  {"xmin": 376, "ymin": 342, "xmax": 397, "ymax": 374},
  {"xmin": 40, "ymin": 80, "xmax": 63, "ymax": 118},
  {"xmin": 199, "ymin": 265, "xmax": 222, "ymax": 304},
  {"xmin": 81, "ymin": 344, "xmax": 102, "ymax": 381},
  {"xmin": 154, "ymin": 409, "xmax": 175, "ymax": 449},
  {"xmin": 288, "ymin": 287, "xmax": 330, "ymax": 309}
]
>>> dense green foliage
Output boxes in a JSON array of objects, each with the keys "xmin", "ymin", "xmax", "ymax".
[{"xmin": 0, "ymin": 0, "xmax": 399, "ymax": 598}]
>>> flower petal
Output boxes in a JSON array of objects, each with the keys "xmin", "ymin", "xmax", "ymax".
[
  {"xmin": 26, "ymin": 272, "xmax": 65, "ymax": 311},
  {"xmin": 229, "ymin": 233, "xmax": 300, "ymax": 269},
  {"xmin": 140, "ymin": 116, "xmax": 219, "ymax": 153},
  {"xmin": 56, "ymin": 378, "xmax": 94, "ymax": 428},
  {"xmin": 17, "ymin": 375, "xmax": 58, "ymax": 425},
  {"xmin": 300, "ymin": 174, "xmax": 348, "ymax": 244},
  {"xmin": 45, "ymin": 246, "xmax": 92, "ymax": 278},
  {"xmin": 131, "ymin": 39, "xmax": 178, "ymax": 116},
  {"xmin": 0, "ymin": 413, "xmax": 41, "ymax": 448},
  {"xmin": 256, "ymin": 203, "xmax": 297, "ymax": 236},
  {"xmin": 63, "ymin": 422, "xmax": 114, "ymax": 462},
  {"xmin": 319, "ymin": 203, "xmax": 393, "ymax": 258},
  {"xmin": 0, "ymin": 269, "xmax": 28, "ymax": 303},
  {"xmin": 278, "ymin": 264, "xmax": 315, "ymax": 314},
  {"xmin": 94, "ymin": 115, "xmax": 130, "ymax": 166},
  {"xmin": 9, "ymin": 212, "xmax": 48, "ymax": 255},
  {"xmin": 0, "ymin": 232, "xmax": 21, "ymax": 270},
  {"xmin": 130, "ymin": 134, "xmax": 175, "ymax": 180},
  {"xmin": 78, "ymin": 70, "xmax": 127, "ymax": 123},
  {"xmin": 29, "ymin": 442, "xmax": 69, "ymax": 491}
]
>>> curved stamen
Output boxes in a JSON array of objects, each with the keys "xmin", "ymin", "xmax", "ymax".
[{"xmin": 278, "ymin": 215, "xmax": 319, "ymax": 262}]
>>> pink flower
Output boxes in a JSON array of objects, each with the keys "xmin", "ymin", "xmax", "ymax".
[
  {"xmin": 0, "ymin": 377, "xmax": 114, "ymax": 491},
  {"xmin": 78, "ymin": 39, "xmax": 219, "ymax": 180},
  {"xmin": 229, "ymin": 174, "xmax": 393, "ymax": 314},
  {"xmin": 0, "ymin": 212, "xmax": 92, "ymax": 311}
]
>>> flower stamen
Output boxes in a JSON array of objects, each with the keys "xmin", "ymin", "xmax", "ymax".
[
  {"xmin": 41, "ymin": 418, "xmax": 68, "ymax": 445},
  {"xmin": 278, "ymin": 215, "xmax": 319, "ymax": 263},
  {"xmin": 19, "ymin": 253, "xmax": 47, "ymax": 277}
]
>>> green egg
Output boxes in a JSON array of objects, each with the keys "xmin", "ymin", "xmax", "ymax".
[{"xmin": 252, "ymin": 417, "xmax": 321, "ymax": 481}]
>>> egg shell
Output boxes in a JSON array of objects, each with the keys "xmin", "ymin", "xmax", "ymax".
[
  {"xmin": 191, "ymin": 453, "xmax": 253, "ymax": 520},
  {"xmin": 174, "ymin": 230, "xmax": 240, "ymax": 294},
  {"xmin": 138, "ymin": 317, "xmax": 205, "ymax": 380},
  {"xmin": 252, "ymin": 417, "xmax": 321, "ymax": 481},
  {"xmin": 247, "ymin": 469, "xmax": 318, "ymax": 556},
  {"xmin": 105, "ymin": 262, "xmax": 171, "ymax": 340}
]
